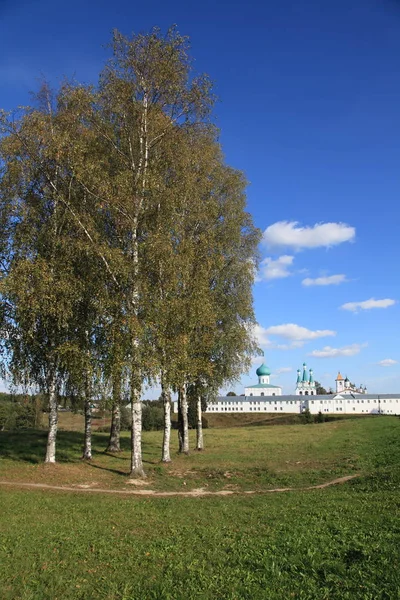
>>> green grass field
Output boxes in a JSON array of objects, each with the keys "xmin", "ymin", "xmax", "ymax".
[{"xmin": 0, "ymin": 416, "xmax": 399, "ymax": 599}]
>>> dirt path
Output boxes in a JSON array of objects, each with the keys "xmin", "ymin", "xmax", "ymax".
[{"xmin": 0, "ymin": 474, "xmax": 360, "ymax": 497}]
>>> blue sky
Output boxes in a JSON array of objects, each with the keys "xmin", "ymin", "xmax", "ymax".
[{"xmin": 1, "ymin": 0, "xmax": 399, "ymax": 395}]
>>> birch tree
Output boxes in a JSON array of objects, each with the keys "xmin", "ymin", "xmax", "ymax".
[
  {"xmin": 0, "ymin": 95, "xmax": 87, "ymax": 462},
  {"xmin": 66, "ymin": 27, "xmax": 214, "ymax": 475}
]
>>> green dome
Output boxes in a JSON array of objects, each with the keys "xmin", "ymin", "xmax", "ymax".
[{"xmin": 256, "ymin": 363, "xmax": 271, "ymax": 377}]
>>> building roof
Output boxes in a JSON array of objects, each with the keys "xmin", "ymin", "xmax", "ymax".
[
  {"xmin": 256, "ymin": 363, "xmax": 271, "ymax": 377},
  {"xmin": 336, "ymin": 372, "xmax": 344, "ymax": 381}
]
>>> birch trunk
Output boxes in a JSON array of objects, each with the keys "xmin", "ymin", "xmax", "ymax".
[
  {"xmin": 178, "ymin": 384, "xmax": 189, "ymax": 455},
  {"xmin": 127, "ymin": 89, "xmax": 148, "ymax": 478},
  {"xmin": 107, "ymin": 402, "xmax": 121, "ymax": 452},
  {"xmin": 82, "ymin": 398, "xmax": 92, "ymax": 460},
  {"xmin": 161, "ymin": 383, "xmax": 172, "ymax": 463},
  {"xmin": 130, "ymin": 380, "xmax": 146, "ymax": 477},
  {"xmin": 45, "ymin": 373, "xmax": 58, "ymax": 463},
  {"xmin": 195, "ymin": 395, "xmax": 204, "ymax": 451}
]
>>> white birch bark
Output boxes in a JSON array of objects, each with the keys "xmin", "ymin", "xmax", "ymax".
[
  {"xmin": 161, "ymin": 382, "xmax": 172, "ymax": 463},
  {"xmin": 195, "ymin": 395, "xmax": 204, "ymax": 451},
  {"xmin": 107, "ymin": 402, "xmax": 121, "ymax": 453},
  {"xmin": 128, "ymin": 216, "xmax": 145, "ymax": 477},
  {"xmin": 45, "ymin": 373, "xmax": 58, "ymax": 463},
  {"xmin": 178, "ymin": 384, "xmax": 190, "ymax": 455},
  {"xmin": 130, "ymin": 379, "xmax": 145, "ymax": 477},
  {"xmin": 127, "ymin": 89, "xmax": 149, "ymax": 478},
  {"xmin": 82, "ymin": 398, "xmax": 92, "ymax": 460}
]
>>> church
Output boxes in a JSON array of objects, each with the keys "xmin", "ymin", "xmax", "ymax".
[
  {"xmin": 204, "ymin": 361, "xmax": 400, "ymax": 416},
  {"xmin": 295, "ymin": 363, "xmax": 316, "ymax": 395},
  {"xmin": 335, "ymin": 372, "xmax": 367, "ymax": 395},
  {"xmin": 244, "ymin": 363, "xmax": 282, "ymax": 396}
]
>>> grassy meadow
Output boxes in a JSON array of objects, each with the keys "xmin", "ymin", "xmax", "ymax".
[{"xmin": 0, "ymin": 416, "xmax": 399, "ymax": 599}]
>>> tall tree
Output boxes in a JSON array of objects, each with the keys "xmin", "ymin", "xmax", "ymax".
[
  {"xmin": 72, "ymin": 27, "xmax": 214, "ymax": 474},
  {"xmin": 315, "ymin": 381, "xmax": 328, "ymax": 395},
  {"xmin": 0, "ymin": 92, "xmax": 86, "ymax": 462}
]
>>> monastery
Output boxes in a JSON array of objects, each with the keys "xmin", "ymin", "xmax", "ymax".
[{"xmin": 205, "ymin": 362, "xmax": 399, "ymax": 416}]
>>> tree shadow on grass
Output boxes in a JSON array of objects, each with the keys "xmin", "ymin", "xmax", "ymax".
[
  {"xmin": 0, "ymin": 429, "xmax": 110, "ymax": 464},
  {"xmin": 87, "ymin": 462, "xmax": 129, "ymax": 478},
  {"xmin": 0, "ymin": 429, "xmax": 162, "ymax": 468}
]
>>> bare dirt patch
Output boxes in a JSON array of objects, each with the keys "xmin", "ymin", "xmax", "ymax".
[{"xmin": 0, "ymin": 474, "xmax": 360, "ymax": 497}]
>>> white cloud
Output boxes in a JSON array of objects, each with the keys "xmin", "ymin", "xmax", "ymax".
[
  {"xmin": 258, "ymin": 255, "xmax": 294, "ymax": 280},
  {"xmin": 253, "ymin": 324, "xmax": 272, "ymax": 348},
  {"xmin": 302, "ymin": 274, "xmax": 348, "ymax": 287},
  {"xmin": 308, "ymin": 343, "xmax": 366, "ymax": 358},
  {"xmin": 275, "ymin": 367, "xmax": 293, "ymax": 374},
  {"xmin": 271, "ymin": 367, "xmax": 293, "ymax": 379},
  {"xmin": 377, "ymin": 359, "xmax": 398, "ymax": 367},
  {"xmin": 251, "ymin": 355, "xmax": 266, "ymax": 365},
  {"xmin": 254, "ymin": 323, "xmax": 336, "ymax": 351},
  {"xmin": 341, "ymin": 298, "xmax": 396, "ymax": 312},
  {"xmin": 265, "ymin": 323, "xmax": 336, "ymax": 341},
  {"xmin": 263, "ymin": 221, "xmax": 355, "ymax": 250}
]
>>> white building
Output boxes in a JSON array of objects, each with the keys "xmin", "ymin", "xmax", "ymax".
[
  {"xmin": 335, "ymin": 372, "xmax": 367, "ymax": 395},
  {"xmin": 244, "ymin": 363, "xmax": 282, "ymax": 397},
  {"xmin": 295, "ymin": 363, "xmax": 316, "ymax": 395},
  {"xmin": 203, "ymin": 363, "xmax": 400, "ymax": 416}
]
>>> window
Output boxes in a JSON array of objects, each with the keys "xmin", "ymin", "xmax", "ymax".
[
  {"xmin": 250, "ymin": 393, "xmax": 253, "ymax": 397},
  {"xmin": 261, "ymin": 393, "xmax": 264, "ymax": 396}
]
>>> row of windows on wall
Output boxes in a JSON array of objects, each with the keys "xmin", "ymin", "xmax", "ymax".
[
  {"xmin": 207, "ymin": 406, "xmax": 398, "ymax": 414},
  {"xmin": 310, "ymin": 399, "xmax": 399, "ymax": 404},
  {"xmin": 210, "ymin": 398, "xmax": 399, "ymax": 408},
  {"xmin": 211, "ymin": 400, "xmax": 300, "ymax": 407},
  {"xmin": 207, "ymin": 406, "xmax": 285, "ymax": 412}
]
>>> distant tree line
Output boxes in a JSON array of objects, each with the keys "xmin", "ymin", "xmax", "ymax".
[
  {"xmin": 0, "ymin": 27, "xmax": 260, "ymax": 475},
  {"xmin": 0, "ymin": 393, "xmax": 44, "ymax": 430}
]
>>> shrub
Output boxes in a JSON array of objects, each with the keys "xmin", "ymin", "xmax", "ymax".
[
  {"xmin": 0, "ymin": 401, "xmax": 17, "ymax": 430},
  {"xmin": 301, "ymin": 408, "xmax": 313, "ymax": 424},
  {"xmin": 0, "ymin": 398, "xmax": 43, "ymax": 430},
  {"xmin": 142, "ymin": 404, "xmax": 164, "ymax": 431},
  {"xmin": 120, "ymin": 406, "xmax": 132, "ymax": 431}
]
